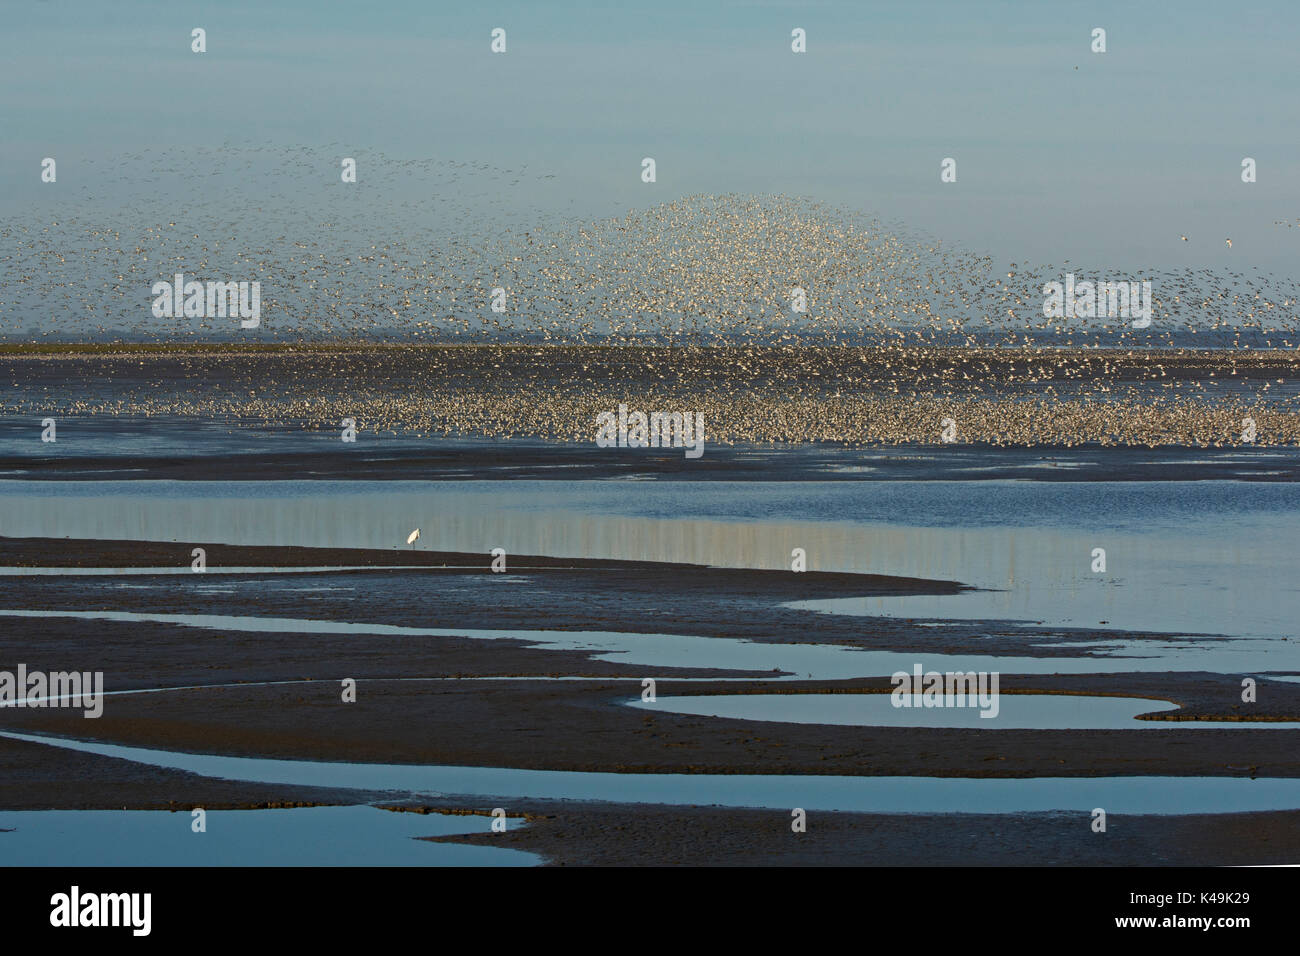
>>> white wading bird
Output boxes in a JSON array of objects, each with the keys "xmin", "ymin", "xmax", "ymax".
[{"xmin": 407, "ymin": 528, "xmax": 420, "ymax": 549}]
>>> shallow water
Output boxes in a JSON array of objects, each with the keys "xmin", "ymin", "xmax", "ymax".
[
  {"xmin": 0, "ymin": 676, "xmax": 776, "ymax": 712},
  {"xmin": 0, "ymin": 566, "xmax": 427, "ymax": 576},
  {"xmin": 0, "ymin": 805, "xmax": 537, "ymax": 866},
  {"xmin": 1, "ymin": 478, "xmax": 1296, "ymax": 640},
  {"xmin": 4, "ymin": 606, "xmax": 1297, "ymax": 677},
  {"xmin": 3, "ymin": 730, "xmax": 1296, "ymax": 816},
  {"xmin": 629, "ymin": 693, "xmax": 1300, "ymax": 730}
]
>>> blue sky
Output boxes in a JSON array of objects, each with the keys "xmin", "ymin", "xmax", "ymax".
[{"xmin": 3, "ymin": 0, "xmax": 1298, "ymax": 274}]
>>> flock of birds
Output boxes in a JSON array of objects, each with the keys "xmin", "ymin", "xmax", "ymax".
[
  {"xmin": 5, "ymin": 341, "xmax": 1297, "ymax": 446},
  {"xmin": 2, "ymin": 146, "xmax": 1299, "ymax": 446}
]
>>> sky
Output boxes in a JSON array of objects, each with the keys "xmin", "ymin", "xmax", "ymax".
[{"xmin": 2, "ymin": 0, "xmax": 1299, "ymax": 336}]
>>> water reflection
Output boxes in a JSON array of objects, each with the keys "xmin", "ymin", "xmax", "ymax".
[{"xmin": 1, "ymin": 478, "xmax": 1295, "ymax": 639}]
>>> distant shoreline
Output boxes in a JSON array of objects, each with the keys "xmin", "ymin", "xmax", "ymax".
[
  {"xmin": 4, "ymin": 344, "xmax": 1298, "ymax": 447},
  {"xmin": 2, "ymin": 341, "xmax": 1298, "ymax": 357}
]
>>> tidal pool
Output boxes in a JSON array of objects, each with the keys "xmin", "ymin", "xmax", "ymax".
[
  {"xmin": 0, "ymin": 805, "xmax": 537, "ymax": 866},
  {"xmin": 3, "ymin": 606, "xmax": 1297, "ymax": 678},
  {"xmin": 627, "ymin": 693, "xmax": 1300, "ymax": 730},
  {"xmin": 4, "ymin": 730, "xmax": 1298, "ymax": 817}
]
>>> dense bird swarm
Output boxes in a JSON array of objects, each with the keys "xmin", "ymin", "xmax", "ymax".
[{"xmin": 4, "ymin": 149, "xmax": 1298, "ymax": 445}]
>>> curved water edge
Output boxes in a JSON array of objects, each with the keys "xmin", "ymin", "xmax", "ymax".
[
  {"xmin": 3, "ymin": 730, "xmax": 1298, "ymax": 816},
  {"xmin": 0, "ymin": 675, "xmax": 767, "ymax": 712},
  {"xmin": 626, "ymin": 693, "xmax": 1300, "ymax": 730},
  {"xmin": 2, "ymin": 607, "xmax": 1297, "ymax": 678},
  {"xmin": 2, "ymin": 478, "xmax": 1299, "ymax": 640},
  {"xmin": 0, "ymin": 805, "xmax": 538, "ymax": 867},
  {"xmin": 7, "ymin": 676, "xmax": 1297, "ymax": 731}
]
